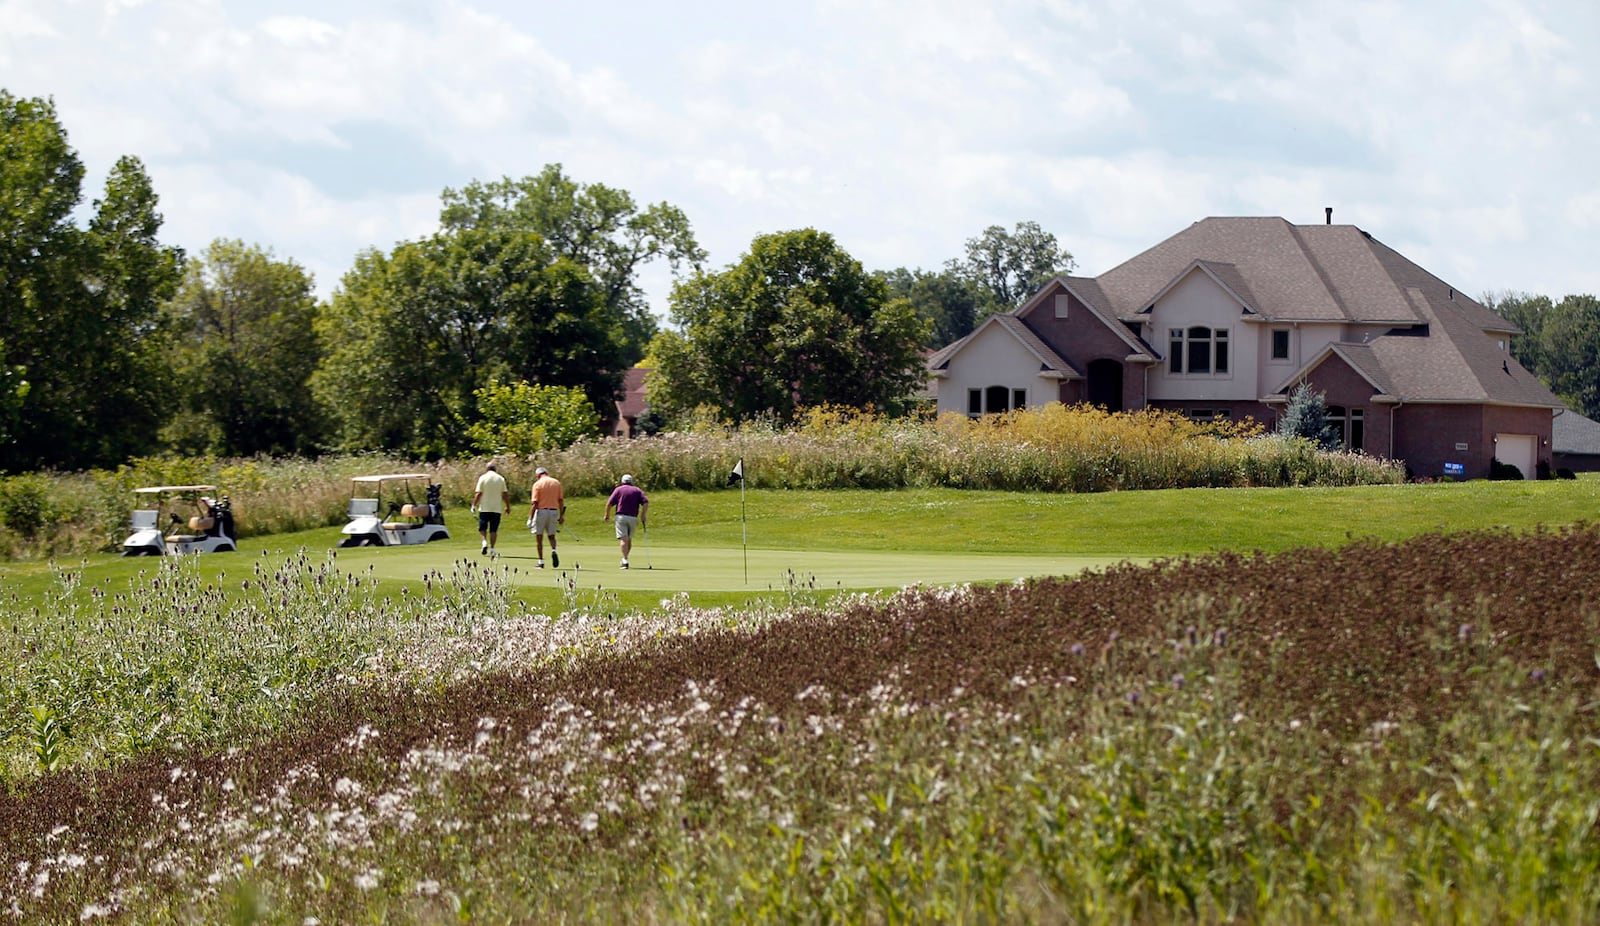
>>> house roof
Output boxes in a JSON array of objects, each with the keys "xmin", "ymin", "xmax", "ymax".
[
  {"xmin": 617, "ymin": 366, "xmax": 649, "ymax": 420},
  {"xmin": 1282, "ymin": 286, "xmax": 1563, "ymax": 407},
  {"xmin": 1016, "ymin": 278, "xmax": 1160, "ymax": 361},
  {"xmin": 1554, "ymin": 410, "xmax": 1600, "ymax": 456},
  {"xmin": 1095, "ymin": 216, "xmax": 1509, "ymax": 327}
]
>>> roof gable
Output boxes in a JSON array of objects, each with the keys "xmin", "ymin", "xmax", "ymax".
[
  {"xmin": 926, "ymin": 313, "xmax": 1079, "ymax": 377},
  {"xmin": 1135, "ymin": 259, "xmax": 1262, "ymax": 316},
  {"xmin": 1015, "ymin": 278, "xmax": 1158, "ymax": 360}
]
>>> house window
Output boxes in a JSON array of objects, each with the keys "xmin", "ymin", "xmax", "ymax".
[
  {"xmin": 1327, "ymin": 405, "xmax": 1345, "ymax": 449},
  {"xmin": 1168, "ymin": 326, "xmax": 1230, "ymax": 375},
  {"xmin": 1271, "ymin": 329, "xmax": 1290, "ymax": 360},
  {"xmin": 1187, "ymin": 409, "xmax": 1230, "ymax": 422},
  {"xmin": 1324, "ymin": 406, "xmax": 1365, "ymax": 450},
  {"xmin": 967, "ymin": 385, "xmax": 1026, "ymax": 417},
  {"xmin": 1054, "ymin": 294, "xmax": 1070, "ymax": 318}
]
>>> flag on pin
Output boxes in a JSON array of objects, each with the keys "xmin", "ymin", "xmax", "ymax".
[{"xmin": 727, "ymin": 458, "xmax": 743, "ymax": 486}]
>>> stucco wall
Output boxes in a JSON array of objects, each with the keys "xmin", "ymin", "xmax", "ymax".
[
  {"xmin": 1145, "ymin": 270, "xmax": 1260, "ymax": 402},
  {"xmin": 932, "ymin": 322, "xmax": 1062, "ymax": 416}
]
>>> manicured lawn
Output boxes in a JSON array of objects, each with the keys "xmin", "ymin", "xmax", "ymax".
[{"xmin": 2, "ymin": 477, "xmax": 1595, "ymax": 612}]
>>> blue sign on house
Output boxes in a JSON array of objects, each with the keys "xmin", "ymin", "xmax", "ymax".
[{"xmin": 1443, "ymin": 462, "xmax": 1465, "ymax": 476}]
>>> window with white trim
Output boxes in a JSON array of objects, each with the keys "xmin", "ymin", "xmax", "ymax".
[
  {"xmin": 967, "ymin": 386, "xmax": 1027, "ymax": 417},
  {"xmin": 1168, "ymin": 326, "xmax": 1230, "ymax": 375}
]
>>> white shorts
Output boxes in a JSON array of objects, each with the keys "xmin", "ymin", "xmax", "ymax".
[
  {"xmin": 613, "ymin": 514, "xmax": 639, "ymax": 539},
  {"xmin": 532, "ymin": 509, "xmax": 561, "ymax": 536}
]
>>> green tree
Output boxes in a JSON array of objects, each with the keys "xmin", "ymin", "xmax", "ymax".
[
  {"xmin": 955, "ymin": 220, "xmax": 1075, "ymax": 315},
  {"xmin": 160, "ymin": 239, "xmax": 323, "ymax": 455},
  {"xmin": 313, "ymin": 227, "xmax": 623, "ymax": 457},
  {"xmin": 1277, "ymin": 383, "xmax": 1339, "ymax": 449},
  {"xmin": 1484, "ymin": 290, "xmax": 1552, "ymax": 375},
  {"xmin": 648, "ymin": 229, "xmax": 932, "ymax": 423},
  {"xmin": 0, "ymin": 90, "xmax": 183, "ymax": 471},
  {"xmin": 466, "ymin": 381, "xmax": 600, "ymax": 455},
  {"xmin": 1539, "ymin": 294, "xmax": 1600, "ymax": 420},
  {"xmin": 439, "ymin": 165, "xmax": 706, "ymax": 363},
  {"xmin": 877, "ymin": 266, "xmax": 986, "ymax": 347},
  {"xmin": 0, "ymin": 342, "xmax": 27, "ymax": 450}
]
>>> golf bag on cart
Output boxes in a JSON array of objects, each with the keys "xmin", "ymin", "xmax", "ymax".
[
  {"xmin": 210, "ymin": 496, "xmax": 235, "ymax": 540},
  {"xmin": 400, "ymin": 484, "xmax": 445, "ymax": 524}
]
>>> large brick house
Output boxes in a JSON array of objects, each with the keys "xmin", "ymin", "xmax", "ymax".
[{"xmin": 927, "ymin": 216, "xmax": 1565, "ymax": 480}]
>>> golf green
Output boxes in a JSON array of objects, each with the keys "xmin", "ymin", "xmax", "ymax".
[{"xmin": 332, "ymin": 541, "xmax": 1138, "ymax": 593}]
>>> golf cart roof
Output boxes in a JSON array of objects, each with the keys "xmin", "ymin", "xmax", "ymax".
[
  {"xmin": 134, "ymin": 485, "xmax": 218, "ymax": 494},
  {"xmin": 350, "ymin": 473, "xmax": 434, "ymax": 484}
]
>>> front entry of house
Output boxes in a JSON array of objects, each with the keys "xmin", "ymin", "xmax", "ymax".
[
  {"xmin": 1495, "ymin": 433, "xmax": 1537, "ymax": 480},
  {"xmin": 1086, "ymin": 359, "xmax": 1124, "ymax": 412}
]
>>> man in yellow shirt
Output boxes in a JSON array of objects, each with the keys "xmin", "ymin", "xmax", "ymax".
[
  {"xmin": 472, "ymin": 461, "xmax": 510, "ymax": 557},
  {"xmin": 526, "ymin": 466, "xmax": 565, "ymax": 568}
]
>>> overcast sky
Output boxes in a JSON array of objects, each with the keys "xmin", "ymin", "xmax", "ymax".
[{"xmin": 4, "ymin": 0, "xmax": 1597, "ymax": 319}]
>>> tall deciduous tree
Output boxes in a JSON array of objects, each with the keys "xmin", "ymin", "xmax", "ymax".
[
  {"xmin": 1484, "ymin": 290, "xmax": 1552, "ymax": 376},
  {"xmin": 1539, "ymin": 294, "xmax": 1600, "ymax": 420},
  {"xmin": 955, "ymin": 220, "xmax": 1075, "ymax": 315},
  {"xmin": 161, "ymin": 240, "xmax": 323, "ymax": 455},
  {"xmin": 648, "ymin": 229, "xmax": 931, "ymax": 423},
  {"xmin": 438, "ymin": 165, "xmax": 705, "ymax": 362},
  {"xmin": 0, "ymin": 91, "xmax": 183, "ymax": 471},
  {"xmin": 877, "ymin": 266, "xmax": 986, "ymax": 347},
  {"xmin": 312, "ymin": 227, "xmax": 624, "ymax": 457}
]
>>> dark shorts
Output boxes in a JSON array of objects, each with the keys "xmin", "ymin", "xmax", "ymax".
[{"xmin": 478, "ymin": 511, "xmax": 502, "ymax": 533}]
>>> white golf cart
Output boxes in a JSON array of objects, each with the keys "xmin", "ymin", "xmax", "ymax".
[
  {"xmin": 122, "ymin": 485, "xmax": 237, "ymax": 556},
  {"xmin": 338, "ymin": 474, "xmax": 449, "ymax": 547}
]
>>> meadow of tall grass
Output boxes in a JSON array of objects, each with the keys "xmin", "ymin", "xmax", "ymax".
[
  {"xmin": 2, "ymin": 524, "xmax": 1597, "ymax": 922},
  {"xmin": 0, "ymin": 404, "xmax": 1402, "ymax": 559}
]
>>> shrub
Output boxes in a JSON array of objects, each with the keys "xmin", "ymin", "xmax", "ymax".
[
  {"xmin": 1489, "ymin": 459, "xmax": 1525, "ymax": 481},
  {"xmin": 0, "ymin": 474, "xmax": 53, "ymax": 537}
]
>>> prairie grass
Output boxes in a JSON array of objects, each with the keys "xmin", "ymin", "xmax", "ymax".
[
  {"xmin": 3, "ymin": 524, "xmax": 1599, "ymax": 922},
  {"xmin": 0, "ymin": 404, "xmax": 1402, "ymax": 559}
]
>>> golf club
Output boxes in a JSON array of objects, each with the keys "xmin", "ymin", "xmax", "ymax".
[{"xmin": 559, "ymin": 521, "xmax": 582, "ymax": 542}]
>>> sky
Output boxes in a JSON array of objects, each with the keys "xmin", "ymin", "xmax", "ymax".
[{"xmin": 4, "ymin": 0, "xmax": 1598, "ymax": 319}]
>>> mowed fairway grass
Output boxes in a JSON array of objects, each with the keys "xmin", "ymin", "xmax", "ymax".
[{"xmin": 4, "ymin": 476, "xmax": 1597, "ymax": 612}]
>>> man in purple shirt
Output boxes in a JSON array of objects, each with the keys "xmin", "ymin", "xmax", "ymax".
[{"xmin": 602, "ymin": 474, "xmax": 648, "ymax": 569}]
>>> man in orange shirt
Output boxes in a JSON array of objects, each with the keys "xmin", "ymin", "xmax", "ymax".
[{"xmin": 526, "ymin": 466, "xmax": 565, "ymax": 568}]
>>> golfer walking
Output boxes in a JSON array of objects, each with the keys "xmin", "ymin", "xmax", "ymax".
[
  {"xmin": 603, "ymin": 474, "xmax": 648, "ymax": 569},
  {"xmin": 472, "ymin": 461, "xmax": 510, "ymax": 557},
  {"xmin": 527, "ymin": 466, "xmax": 565, "ymax": 568}
]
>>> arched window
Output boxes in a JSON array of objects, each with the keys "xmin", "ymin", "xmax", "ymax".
[
  {"xmin": 967, "ymin": 386, "xmax": 1027, "ymax": 417},
  {"xmin": 1168, "ymin": 326, "xmax": 1230, "ymax": 375}
]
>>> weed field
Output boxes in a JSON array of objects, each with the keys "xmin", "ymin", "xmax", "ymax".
[{"xmin": 2, "ymin": 481, "xmax": 1600, "ymax": 921}]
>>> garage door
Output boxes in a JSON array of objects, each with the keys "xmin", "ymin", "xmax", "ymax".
[{"xmin": 1495, "ymin": 433, "xmax": 1537, "ymax": 480}]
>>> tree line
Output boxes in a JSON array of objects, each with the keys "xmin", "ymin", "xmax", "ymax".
[
  {"xmin": 1, "ymin": 90, "xmax": 1072, "ymax": 473},
  {"xmin": 1485, "ymin": 292, "xmax": 1600, "ymax": 422}
]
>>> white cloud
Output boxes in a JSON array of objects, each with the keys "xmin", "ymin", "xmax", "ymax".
[{"xmin": 2, "ymin": 0, "xmax": 1597, "ymax": 309}]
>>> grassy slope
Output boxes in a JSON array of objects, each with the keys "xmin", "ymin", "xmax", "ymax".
[{"xmin": 2, "ymin": 477, "xmax": 1595, "ymax": 612}]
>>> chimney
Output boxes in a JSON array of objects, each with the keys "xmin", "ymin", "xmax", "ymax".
[{"xmin": 1325, "ymin": 206, "xmax": 1333, "ymax": 225}]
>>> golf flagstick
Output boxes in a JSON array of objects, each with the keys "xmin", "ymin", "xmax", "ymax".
[
  {"xmin": 644, "ymin": 522, "xmax": 653, "ymax": 569},
  {"xmin": 728, "ymin": 457, "xmax": 746, "ymax": 584}
]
